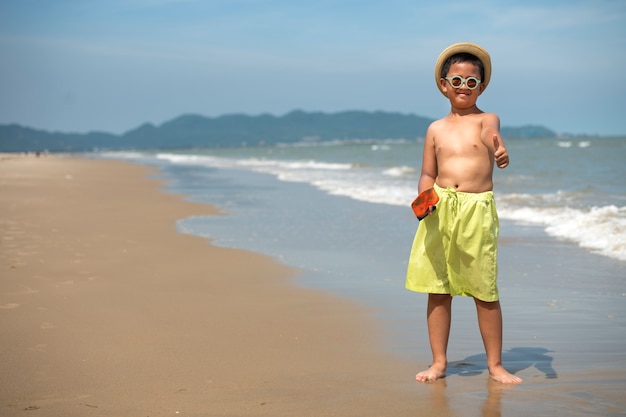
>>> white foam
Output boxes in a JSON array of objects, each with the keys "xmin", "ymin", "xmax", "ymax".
[
  {"xmin": 382, "ymin": 166, "xmax": 416, "ymax": 177},
  {"xmin": 236, "ymin": 158, "xmax": 352, "ymax": 171},
  {"xmin": 498, "ymin": 203, "xmax": 626, "ymax": 261},
  {"xmin": 98, "ymin": 151, "xmax": 147, "ymax": 159}
]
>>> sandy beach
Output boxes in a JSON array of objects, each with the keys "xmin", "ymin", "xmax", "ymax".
[
  {"xmin": 2, "ymin": 154, "xmax": 624, "ymax": 417},
  {"xmin": 0, "ymin": 155, "xmax": 422, "ymax": 416}
]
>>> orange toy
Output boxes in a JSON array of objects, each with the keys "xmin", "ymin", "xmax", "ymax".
[{"xmin": 411, "ymin": 187, "xmax": 439, "ymax": 220}]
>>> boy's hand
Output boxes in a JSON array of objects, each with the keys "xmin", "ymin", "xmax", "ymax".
[{"xmin": 493, "ymin": 135, "xmax": 509, "ymax": 168}]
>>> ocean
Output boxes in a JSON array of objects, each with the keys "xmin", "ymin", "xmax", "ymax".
[
  {"xmin": 106, "ymin": 136, "xmax": 626, "ymax": 263},
  {"xmin": 100, "ymin": 135, "xmax": 626, "ymax": 415}
]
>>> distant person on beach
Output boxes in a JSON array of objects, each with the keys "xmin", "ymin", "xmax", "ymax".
[{"xmin": 406, "ymin": 42, "xmax": 522, "ymax": 384}]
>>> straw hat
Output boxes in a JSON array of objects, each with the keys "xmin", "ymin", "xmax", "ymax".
[{"xmin": 434, "ymin": 42, "xmax": 491, "ymax": 96}]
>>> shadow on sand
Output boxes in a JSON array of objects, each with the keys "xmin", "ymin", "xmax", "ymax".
[{"xmin": 447, "ymin": 347, "xmax": 557, "ymax": 379}]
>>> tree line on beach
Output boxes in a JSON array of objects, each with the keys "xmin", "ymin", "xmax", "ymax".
[{"xmin": 0, "ymin": 110, "xmax": 557, "ymax": 153}]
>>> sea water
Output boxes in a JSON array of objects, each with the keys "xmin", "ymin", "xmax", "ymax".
[
  {"xmin": 100, "ymin": 136, "xmax": 626, "ymax": 370},
  {"xmin": 110, "ymin": 137, "xmax": 626, "ymax": 261}
]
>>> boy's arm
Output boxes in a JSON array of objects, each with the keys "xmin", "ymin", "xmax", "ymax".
[
  {"xmin": 418, "ymin": 125, "xmax": 438, "ymax": 192},
  {"xmin": 482, "ymin": 113, "xmax": 509, "ymax": 169}
]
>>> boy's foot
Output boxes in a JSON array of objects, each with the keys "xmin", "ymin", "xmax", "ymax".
[
  {"xmin": 489, "ymin": 365, "xmax": 523, "ymax": 384},
  {"xmin": 416, "ymin": 364, "xmax": 446, "ymax": 382}
]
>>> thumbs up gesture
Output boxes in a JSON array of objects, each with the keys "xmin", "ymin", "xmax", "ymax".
[{"xmin": 493, "ymin": 135, "xmax": 509, "ymax": 168}]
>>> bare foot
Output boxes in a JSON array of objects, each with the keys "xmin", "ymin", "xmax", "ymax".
[
  {"xmin": 489, "ymin": 365, "xmax": 522, "ymax": 384},
  {"xmin": 416, "ymin": 364, "xmax": 446, "ymax": 383}
]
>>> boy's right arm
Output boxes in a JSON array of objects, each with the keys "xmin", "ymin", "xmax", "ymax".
[{"xmin": 418, "ymin": 125, "xmax": 438, "ymax": 193}]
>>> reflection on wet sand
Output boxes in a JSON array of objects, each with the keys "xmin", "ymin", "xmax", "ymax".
[{"xmin": 425, "ymin": 378, "xmax": 516, "ymax": 417}]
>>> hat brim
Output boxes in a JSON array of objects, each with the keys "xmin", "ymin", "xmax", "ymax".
[{"xmin": 434, "ymin": 42, "xmax": 491, "ymax": 97}]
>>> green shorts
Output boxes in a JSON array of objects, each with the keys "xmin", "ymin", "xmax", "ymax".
[{"xmin": 405, "ymin": 183, "xmax": 500, "ymax": 302}]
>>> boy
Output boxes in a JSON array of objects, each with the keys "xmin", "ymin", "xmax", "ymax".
[{"xmin": 406, "ymin": 42, "xmax": 522, "ymax": 384}]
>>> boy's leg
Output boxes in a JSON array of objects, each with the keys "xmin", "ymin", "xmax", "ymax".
[
  {"xmin": 416, "ymin": 293, "xmax": 452, "ymax": 382},
  {"xmin": 474, "ymin": 299, "xmax": 523, "ymax": 384}
]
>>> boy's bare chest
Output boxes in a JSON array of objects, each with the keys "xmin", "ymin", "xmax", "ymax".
[
  {"xmin": 436, "ymin": 133, "xmax": 486, "ymax": 156},
  {"xmin": 434, "ymin": 115, "xmax": 487, "ymax": 154}
]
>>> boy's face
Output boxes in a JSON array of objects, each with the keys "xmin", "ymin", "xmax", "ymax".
[{"xmin": 439, "ymin": 61, "xmax": 485, "ymax": 106}]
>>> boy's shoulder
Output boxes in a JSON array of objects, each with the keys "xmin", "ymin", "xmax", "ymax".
[{"xmin": 426, "ymin": 118, "xmax": 446, "ymax": 137}]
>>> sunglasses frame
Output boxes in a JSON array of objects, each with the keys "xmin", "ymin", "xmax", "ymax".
[{"xmin": 444, "ymin": 75, "xmax": 481, "ymax": 90}]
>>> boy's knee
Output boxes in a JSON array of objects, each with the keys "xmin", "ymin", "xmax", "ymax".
[
  {"xmin": 474, "ymin": 298, "xmax": 501, "ymax": 310},
  {"xmin": 429, "ymin": 293, "xmax": 452, "ymax": 303}
]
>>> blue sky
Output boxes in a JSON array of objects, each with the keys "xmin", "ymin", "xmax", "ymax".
[{"xmin": 1, "ymin": 0, "xmax": 625, "ymax": 136}]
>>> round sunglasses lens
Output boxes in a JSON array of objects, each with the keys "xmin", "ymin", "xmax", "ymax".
[
  {"xmin": 466, "ymin": 78, "xmax": 477, "ymax": 88},
  {"xmin": 450, "ymin": 77, "xmax": 463, "ymax": 87}
]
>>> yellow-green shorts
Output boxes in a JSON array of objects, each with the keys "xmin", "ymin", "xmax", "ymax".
[{"xmin": 405, "ymin": 183, "xmax": 500, "ymax": 302}]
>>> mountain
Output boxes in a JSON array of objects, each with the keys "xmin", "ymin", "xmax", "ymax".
[{"xmin": 0, "ymin": 110, "xmax": 557, "ymax": 153}]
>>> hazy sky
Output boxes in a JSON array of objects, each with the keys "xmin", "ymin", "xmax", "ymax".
[{"xmin": 1, "ymin": 0, "xmax": 625, "ymax": 136}]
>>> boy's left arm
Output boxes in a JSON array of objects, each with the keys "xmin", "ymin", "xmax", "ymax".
[{"xmin": 483, "ymin": 113, "xmax": 509, "ymax": 169}]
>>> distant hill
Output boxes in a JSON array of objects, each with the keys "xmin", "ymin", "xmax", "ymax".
[{"xmin": 0, "ymin": 110, "xmax": 557, "ymax": 153}]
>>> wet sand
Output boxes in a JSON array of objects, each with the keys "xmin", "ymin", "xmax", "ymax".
[{"xmin": 0, "ymin": 155, "xmax": 419, "ymax": 416}]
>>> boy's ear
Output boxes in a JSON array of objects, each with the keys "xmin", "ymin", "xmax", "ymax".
[{"xmin": 439, "ymin": 78, "xmax": 448, "ymax": 94}]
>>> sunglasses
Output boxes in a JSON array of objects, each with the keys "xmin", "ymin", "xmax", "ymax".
[{"xmin": 444, "ymin": 76, "xmax": 481, "ymax": 90}]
